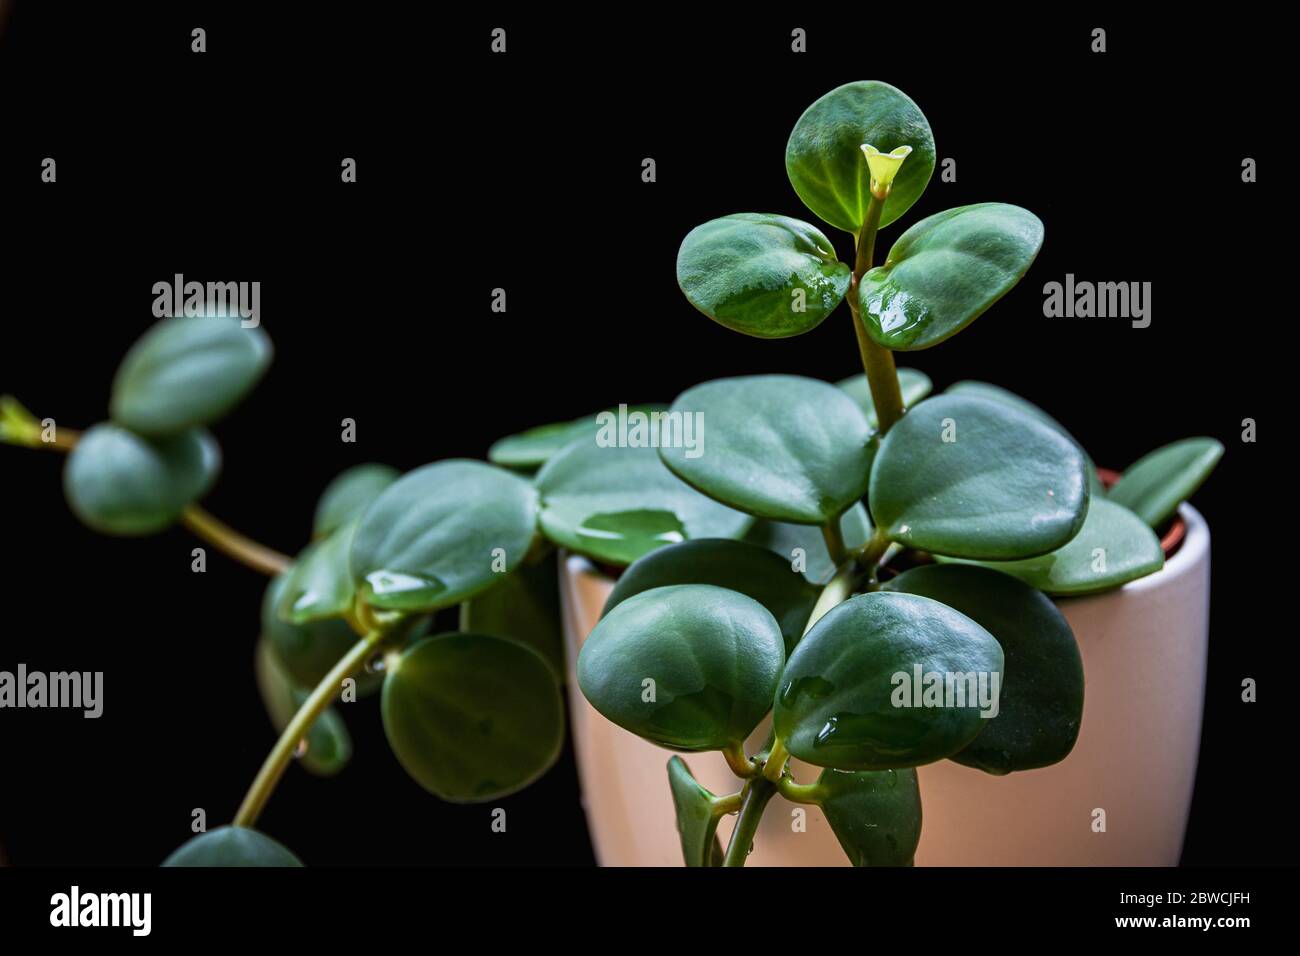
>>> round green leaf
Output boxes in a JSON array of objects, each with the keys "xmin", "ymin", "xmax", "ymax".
[
  {"xmin": 63, "ymin": 423, "xmax": 219, "ymax": 535},
  {"xmin": 459, "ymin": 551, "xmax": 565, "ymax": 678},
  {"xmin": 836, "ymin": 367, "xmax": 933, "ymax": 430},
  {"xmin": 667, "ymin": 756, "xmax": 725, "ymax": 867},
  {"xmin": 351, "ymin": 460, "xmax": 539, "ymax": 613},
  {"xmin": 381, "ymin": 632, "xmax": 564, "ymax": 802},
  {"xmin": 110, "ymin": 316, "xmax": 272, "ymax": 437},
  {"xmin": 676, "ymin": 214, "xmax": 851, "ymax": 338},
  {"xmin": 817, "ymin": 767, "xmax": 921, "ymax": 866},
  {"xmin": 785, "ymin": 80, "xmax": 936, "ymax": 233},
  {"xmin": 744, "ymin": 503, "xmax": 872, "ymax": 586},
  {"xmin": 942, "ymin": 497, "xmax": 1163, "ymax": 595},
  {"xmin": 578, "ymin": 584, "xmax": 785, "ymax": 751},
  {"xmin": 947, "ymin": 380, "xmax": 1104, "ymax": 496},
  {"xmin": 869, "ymin": 394, "xmax": 1088, "ymax": 559},
  {"xmin": 536, "ymin": 434, "xmax": 752, "ymax": 567},
  {"xmin": 859, "ymin": 203, "xmax": 1044, "ymax": 350},
  {"xmin": 162, "ymin": 826, "xmax": 302, "ymax": 867},
  {"xmin": 604, "ymin": 538, "xmax": 819, "ymax": 656},
  {"xmin": 883, "ymin": 564, "xmax": 1082, "ymax": 773},
  {"xmin": 774, "ymin": 591, "xmax": 1003, "ymax": 770},
  {"xmin": 487, "ymin": 405, "xmax": 666, "ymax": 471},
  {"xmin": 279, "ymin": 519, "xmax": 358, "ymax": 625},
  {"xmin": 255, "ymin": 639, "xmax": 352, "ymax": 777},
  {"xmin": 659, "ymin": 375, "xmax": 874, "ymax": 524},
  {"xmin": 1108, "ymin": 437, "xmax": 1224, "ymax": 529},
  {"xmin": 312, "ymin": 463, "xmax": 399, "ymax": 539},
  {"xmin": 261, "ymin": 572, "xmax": 382, "ymax": 697}
]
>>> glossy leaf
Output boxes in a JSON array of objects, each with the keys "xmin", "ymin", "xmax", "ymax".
[
  {"xmin": 676, "ymin": 214, "xmax": 851, "ymax": 338},
  {"xmin": 351, "ymin": 460, "xmax": 539, "ymax": 613},
  {"xmin": 110, "ymin": 316, "xmax": 272, "ymax": 436},
  {"xmin": 261, "ymin": 572, "xmax": 382, "ymax": 697},
  {"xmin": 785, "ymin": 80, "xmax": 936, "ymax": 233},
  {"xmin": 487, "ymin": 405, "xmax": 667, "ymax": 471},
  {"xmin": 818, "ymin": 768, "xmax": 921, "ymax": 866},
  {"xmin": 667, "ymin": 756, "xmax": 725, "ymax": 867},
  {"xmin": 947, "ymin": 380, "xmax": 1104, "ymax": 496},
  {"xmin": 744, "ymin": 503, "xmax": 872, "ymax": 587},
  {"xmin": 63, "ymin": 423, "xmax": 219, "ymax": 535},
  {"xmin": 536, "ymin": 434, "xmax": 752, "ymax": 567},
  {"xmin": 836, "ymin": 368, "xmax": 933, "ymax": 430},
  {"xmin": 278, "ymin": 519, "xmax": 358, "ymax": 625},
  {"xmin": 162, "ymin": 826, "xmax": 302, "ymax": 867},
  {"xmin": 869, "ymin": 394, "xmax": 1088, "ymax": 559},
  {"xmin": 1108, "ymin": 437, "xmax": 1224, "ymax": 528},
  {"xmin": 254, "ymin": 639, "xmax": 352, "ymax": 777},
  {"xmin": 659, "ymin": 375, "xmax": 873, "ymax": 524},
  {"xmin": 883, "ymin": 564, "xmax": 1082, "ymax": 773},
  {"xmin": 382, "ymin": 633, "xmax": 564, "ymax": 803},
  {"xmin": 859, "ymin": 203, "xmax": 1044, "ymax": 350},
  {"xmin": 459, "ymin": 551, "xmax": 565, "ymax": 677},
  {"xmin": 603, "ymin": 538, "xmax": 819, "ymax": 655},
  {"xmin": 942, "ymin": 497, "xmax": 1163, "ymax": 595},
  {"xmin": 774, "ymin": 591, "xmax": 1003, "ymax": 770},
  {"xmin": 312, "ymin": 463, "xmax": 399, "ymax": 539},
  {"xmin": 578, "ymin": 584, "xmax": 785, "ymax": 751}
]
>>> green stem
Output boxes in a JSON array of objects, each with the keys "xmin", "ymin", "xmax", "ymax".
[
  {"xmin": 776, "ymin": 775, "xmax": 823, "ymax": 805},
  {"xmin": 803, "ymin": 561, "xmax": 859, "ymax": 638},
  {"xmin": 722, "ymin": 778, "xmax": 776, "ymax": 867},
  {"xmin": 762, "ymin": 738, "xmax": 790, "ymax": 782},
  {"xmin": 234, "ymin": 630, "xmax": 386, "ymax": 828},
  {"xmin": 181, "ymin": 505, "xmax": 292, "ymax": 577},
  {"xmin": 821, "ymin": 518, "xmax": 848, "ymax": 567},
  {"xmin": 847, "ymin": 195, "xmax": 906, "ymax": 435},
  {"xmin": 722, "ymin": 741, "xmax": 758, "ymax": 779},
  {"xmin": 712, "ymin": 792, "xmax": 744, "ymax": 817}
]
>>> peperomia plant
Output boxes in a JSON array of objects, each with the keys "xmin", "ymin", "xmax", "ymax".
[{"xmin": 1, "ymin": 79, "xmax": 1224, "ymax": 869}]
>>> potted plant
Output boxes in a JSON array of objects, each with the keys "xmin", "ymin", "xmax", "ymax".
[{"xmin": 1, "ymin": 84, "xmax": 1221, "ymax": 868}]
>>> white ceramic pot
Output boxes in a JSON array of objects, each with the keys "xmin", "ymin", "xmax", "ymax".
[{"xmin": 559, "ymin": 504, "xmax": 1210, "ymax": 866}]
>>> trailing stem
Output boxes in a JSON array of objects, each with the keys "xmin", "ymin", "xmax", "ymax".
[
  {"xmin": 721, "ymin": 777, "xmax": 777, "ymax": 867},
  {"xmin": 846, "ymin": 196, "xmax": 905, "ymax": 435}
]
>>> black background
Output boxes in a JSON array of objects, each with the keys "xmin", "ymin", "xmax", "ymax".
[{"xmin": 0, "ymin": 3, "xmax": 1287, "ymax": 875}]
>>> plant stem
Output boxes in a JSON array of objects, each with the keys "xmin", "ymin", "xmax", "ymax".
[
  {"xmin": 721, "ymin": 777, "xmax": 776, "ymax": 867},
  {"xmin": 181, "ymin": 505, "xmax": 292, "ymax": 576},
  {"xmin": 762, "ymin": 738, "xmax": 790, "ymax": 783},
  {"xmin": 847, "ymin": 196, "xmax": 906, "ymax": 435},
  {"xmin": 821, "ymin": 518, "xmax": 848, "ymax": 566},
  {"xmin": 234, "ymin": 630, "xmax": 385, "ymax": 828},
  {"xmin": 776, "ymin": 775, "xmax": 823, "ymax": 805},
  {"xmin": 803, "ymin": 561, "xmax": 858, "ymax": 638},
  {"xmin": 712, "ymin": 792, "xmax": 744, "ymax": 816},
  {"xmin": 722, "ymin": 741, "xmax": 758, "ymax": 779}
]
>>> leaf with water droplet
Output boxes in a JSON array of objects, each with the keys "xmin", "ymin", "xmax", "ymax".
[
  {"xmin": 381, "ymin": 632, "xmax": 564, "ymax": 802},
  {"xmin": 817, "ymin": 767, "xmax": 921, "ymax": 866},
  {"xmin": 63, "ymin": 423, "xmax": 220, "ymax": 536},
  {"xmin": 858, "ymin": 203, "xmax": 1044, "ymax": 351},
  {"xmin": 162, "ymin": 826, "xmax": 303, "ymax": 867},
  {"xmin": 579, "ymin": 584, "xmax": 785, "ymax": 751},
  {"xmin": 278, "ymin": 518, "xmax": 359, "ymax": 625},
  {"xmin": 660, "ymin": 375, "xmax": 874, "ymax": 525},
  {"xmin": 312, "ymin": 463, "xmax": 399, "ymax": 539},
  {"xmin": 883, "ymin": 564, "xmax": 1082, "ymax": 773},
  {"xmin": 676, "ymin": 214, "xmax": 851, "ymax": 339},
  {"xmin": 351, "ymin": 460, "xmax": 539, "ymax": 614},
  {"xmin": 774, "ymin": 591, "xmax": 1003, "ymax": 770},
  {"xmin": 1107, "ymin": 437, "xmax": 1223, "ymax": 529}
]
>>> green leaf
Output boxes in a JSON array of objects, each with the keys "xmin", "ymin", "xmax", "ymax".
[
  {"xmin": 1108, "ymin": 437, "xmax": 1224, "ymax": 528},
  {"xmin": 744, "ymin": 503, "xmax": 872, "ymax": 586},
  {"xmin": 351, "ymin": 460, "xmax": 539, "ymax": 613},
  {"xmin": 869, "ymin": 394, "xmax": 1089, "ymax": 559},
  {"xmin": 676, "ymin": 214, "xmax": 851, "ymax": 339},
  {"xmin": 278, "ymin": 519, "xmax": 359, "ymax": 625},
  {"xmin": 667, "ymin": 756, "xmax": 725, "ymax": 867},
  {"xmin": 489, "ymin": 418, "xmax": 594, "ymax": 470},
  {"xmin": 63, "ymin": 423, "xmax": 219, "ymax": 535},
  {"xmin": 817, "ymin": 768, "xmax": 922, "ymax": 866},
  {"xmin": 836, "ymin": 368, "xmax": 933, "ymax": 430},
  {"xmin": 578, "ymin": 584, "xmax": 785, "ymax": 751},
  {"xmin": 381, "ymin": 632, "xmax": 564, "ymax": 802},
  {"xmin": 312, "ymin": 463, "xmax": 399, "ymax": 539},
  {"xmin": 603, "ymin": 538, "xmax": 819, "ymax": 656},
  {"xmin": 774, "ymin": 591, "xmax": 1003, "ymax": 770},
  {"xmin": 260, "ymin": 572, "xmax": 383, "ymax": 696},
  {"xmin": 883, "ymin": 564, "xmax": 1082, "ymax": 773},
  {"xmin": 659, "ymin": 375, "xmax": 874, "ymax": 524},
  {"xmin": 858, "ymin": 203, "xmax": 1044, "ymax": 350},
  {"xmin": 110, "ymin": 316, "xmax": 272, "ymax": 437},
  {"xmin": 254, "ymin": 639, "xmax": 352, "ymax": 777},
  {"xmin": 459, "ymin": 551, "xmax": 565, "ymax": 678},
  {"xmin": 785, "ymin": 80, "xmax": 936, "ymax": 233},
  {"xmin": 162, "ymin": 826, "xmax": 302, "ymax": 867},
  {"xmin": 536, "ymin": 434, "xmax": 752, "ymax": 567},
  {"xmin": 942, "ymin": 497, "xmax": 1163, "ymax": 595},
  {"xmin": 947, "ymin": 380, "xmax": 1104, "ymax": 496}
]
